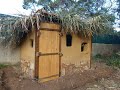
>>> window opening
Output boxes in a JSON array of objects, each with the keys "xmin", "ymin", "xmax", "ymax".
[
  {"xmin": 81, "ymin": 42, "xmax": 87, "ymax": 52},
  {"xmin": 66, "ymin": 34, "xmax": 72, "ymax": 47},
  {"xmin": 30, "ymin": 39, "xmax": 34, "ymax": 48}
]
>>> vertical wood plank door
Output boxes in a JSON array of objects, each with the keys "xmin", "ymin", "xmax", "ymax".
[{"xmin": 38, "ymin": 30, "xmax": 60, "ymax": 82}]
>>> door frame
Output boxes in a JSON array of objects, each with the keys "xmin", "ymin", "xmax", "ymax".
[{"xmin": 34, "ymin": 23, "xmax": 61, "ymax": 79}]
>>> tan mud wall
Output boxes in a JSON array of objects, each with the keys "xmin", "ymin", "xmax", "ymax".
[
  {"xmin": 20, "ymin": 31, "xmax": 35, "ymax": 78},
  {"xmin": 92, "ymin": 43, "xmax": 120, "ymax": 56},
  {"xmin": 61, "ymin": 34, "xmax": 91, "ymax": 75},
  {"xmin": 0, "ymin": 46, "xmax": 20, "ymax": 64}
]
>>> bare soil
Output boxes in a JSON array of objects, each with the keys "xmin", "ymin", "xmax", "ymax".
[{"xmin": 0, "ymin": 62, "xmax": 120, "ymax": 90}]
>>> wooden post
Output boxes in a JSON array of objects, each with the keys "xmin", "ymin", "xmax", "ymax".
[{"xmin": 35, "ymin": 28, "xmax": 40, "ymax": 78}]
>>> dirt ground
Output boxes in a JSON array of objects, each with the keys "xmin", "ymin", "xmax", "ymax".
[{"xmin": 0, "ymin": 62, "xmax": 120, "ymax": 90}]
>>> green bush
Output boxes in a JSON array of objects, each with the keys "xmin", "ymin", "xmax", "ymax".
[
  {"xmin": 94, "ymin": 54, "xmax": 102, "ymax": 58},
  {"xmin": 94, "ymin": 53, "xmax": 120, "ymax": 68}
]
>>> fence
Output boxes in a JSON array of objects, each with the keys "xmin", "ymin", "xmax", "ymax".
[
  {"xmin": 92, "ymin": 43, "xmax": 120, "ymax": 56},
  {"xmin": 0, "ymin": 46, "xmax": 20, "ymax": 64}
]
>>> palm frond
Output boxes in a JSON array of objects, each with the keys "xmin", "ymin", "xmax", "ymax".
[{"xmin": 0, "ymin": 10, "xmax": 113, "ymax": 47}]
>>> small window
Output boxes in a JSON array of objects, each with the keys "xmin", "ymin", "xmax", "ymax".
[
  {"xmin": 81, "ymin": 42, "xmax": 87, "ymax": 52},
  {"xmin": 30, "ymin": 39, "xmax": 34, "ymax": 48},
  {"xmin": 66, "ymin": 34, "xmax": 72, "ymax": 47}
]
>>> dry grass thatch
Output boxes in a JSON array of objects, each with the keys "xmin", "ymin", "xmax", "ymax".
[{"xmin": 0, "ymin": 9, "xmax": 113, "ymax": 47}]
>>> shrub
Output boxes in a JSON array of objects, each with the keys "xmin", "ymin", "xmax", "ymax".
[{"xmin": 94, "ymin": 53, "xmax": 120, "ymax": 68}]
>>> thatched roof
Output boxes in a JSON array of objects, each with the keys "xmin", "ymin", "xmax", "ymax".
[{"xmin": 0, "ymin": 9, "xmax": 113, "ymax": 47}]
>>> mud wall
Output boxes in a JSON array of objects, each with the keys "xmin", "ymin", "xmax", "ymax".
[
  {"xmin": 20, "ymin": 31, "xmax": 35, "ymax": 78},
  {"xmin": 61, "ymin": 34, "xmax": 91, "ymax": 75},
  {"xmin": 92, "ymin": 43, "xmax": 120, "ymax": 56}
]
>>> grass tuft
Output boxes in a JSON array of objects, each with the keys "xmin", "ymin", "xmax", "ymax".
[
  {"xmin": 0, "ymin": 64, "xmax": 9, "ymax": 69},
  {"xmin": 94, "ymin": 53, "xmax": 120, "ymax": 68}
]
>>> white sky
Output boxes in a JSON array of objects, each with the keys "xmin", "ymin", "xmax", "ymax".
[
  {"xmin": 115, "ymin": 27, "xmax": 120, "ymax": 31},
  {"xmin": 0, "ymin": 0, "xmax": 31, "ymax": 15}
]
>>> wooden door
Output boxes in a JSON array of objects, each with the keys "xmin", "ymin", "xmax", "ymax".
[{"xmin": 37, "ymin": 29, "xmax": 60, "ymax": 82}]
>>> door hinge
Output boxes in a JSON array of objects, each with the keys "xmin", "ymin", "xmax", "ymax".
[
  {"xmin": 59, "ymin": 33, "xmax": 63, "ymax": 37},
  {"xmin": 37, "ymin": 32, "xmax": 41, "ymax": 37},
  {"xmin": 36, "ymin": 52, "xmax": 41, "ymax": 57}
]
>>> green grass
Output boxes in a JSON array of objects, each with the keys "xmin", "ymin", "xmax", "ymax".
[
  {"xmin": 94, "ymin": 53, "xmax": 120, "ymax": 68},
  {"xmin": 0, "ymin": 64, "xmax": 9, "ymax": 69}
]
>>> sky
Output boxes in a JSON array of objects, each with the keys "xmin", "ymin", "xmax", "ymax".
[{"xmin": 0, "ymin": 0, "xmax": 31, "ymax": 15}]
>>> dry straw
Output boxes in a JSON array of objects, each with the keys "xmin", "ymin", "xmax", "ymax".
[{"xmin": 0, "ymin": 9, "xmax": 113, "ymax": 47}]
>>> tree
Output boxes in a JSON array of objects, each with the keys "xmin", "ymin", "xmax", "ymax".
[
  {"xmin": 117, "ymin": 0, "xmax": 120, "ymax": 27},
  {"xmin": 22, "ymin": 0, "xmax": 115, "ymax": 34},
  {"xmin": 23, "ymin": 0, "xmax": 109, "ymax": 17},
  {"xmin": 22, "ymin": 0, "xmax": 115, "ymax": 24},
  {"xmin": 0, "ymin": 0, "xmax": 116, "ymax": 47}
]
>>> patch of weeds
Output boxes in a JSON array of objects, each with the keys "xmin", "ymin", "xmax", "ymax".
[
  {"xmin": 94, "ymin": 54, "xmax": 102, "ymax": 58},
  {"xmin": 93, "ymin": 54, "xmax": 106, "ymax": 62},
  {"xmin": 0, "ymin": 64, "xmax": 9, "ymax": 69},
  {"xmin": 94, "ymin": 53, "xmax": 120, "ymax": 68}
]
